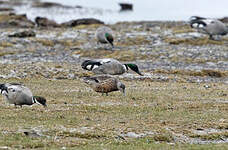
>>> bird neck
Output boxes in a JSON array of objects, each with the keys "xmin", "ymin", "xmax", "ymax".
[
  {"xmin": 32, "ymin": 96, "xmax": 36, "ymax": 104},
  {"xmin": 123, "ymin": 64, "xmax": 129, "ymax": 72}
]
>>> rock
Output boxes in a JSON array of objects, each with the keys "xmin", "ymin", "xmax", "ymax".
[
  {"xmin": 203, "ymin": 85, "xmax": 210, "ymax": 89},
  {"xmin": 119, "ymin": 132, "xmax": 146, "ymax": 138},
  {"xmin": 24, "ymin": 131, "xmax": 42, "ymax": 138},
  {"xmin": 0, "ymin": 13, "xmax": 35, "ymax": 28},
  {"xmin": 8, "ymin": 30, "xmax": 36, "ymax": 38},
  {"xmin": 32, "ymin": 2, "xmax": 65, "ymax": 8},
  {"xmin": 61, "ymin": 18, "xmax": 104, "ymax": 27},
  {"xmin": 219, "ymin": 17, "xmax": 228, "ymax": 23},
  {"xmin": 119, "ymin": 3, "xmax": 133, "ymax": 11},
  {"xmin": 0, "ymin": 146, "xmax": 10, "ymax": 149},
  {"xmin": 35, "ymin": 16, "xmax": 60, "ymax": 27},
  {"xmin": 31, "ymin": 1, "xmax": 80, "ymax": 9},
  {"xmin": 0, "ymin": 8, "xmax": 14, "ymax": 12},
  {"xmin": 0, "ymin": 1, "xmax": 22, "ymax": 6}
]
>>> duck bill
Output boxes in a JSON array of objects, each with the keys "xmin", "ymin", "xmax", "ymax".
[
  {"xmin": 122, "ymin": 89, "xmax": 126, "ymax": 96},
  {"xmin": 137, "ymin": 71, "xmax": 143, "ymax": 76},
  {"xmin": 110, "ymin": 42, "xmax": 114, "ymax": 48}
]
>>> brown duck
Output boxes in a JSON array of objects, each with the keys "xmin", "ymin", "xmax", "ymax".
[{"xmin": 84, "ymin": 75, "xmax": 125, "ymax": 96}]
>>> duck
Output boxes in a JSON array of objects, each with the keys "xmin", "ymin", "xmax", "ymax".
[
  {"xmin": 0, "ymin": 83, "xmax": 47, "ymax": 107},
  {"xmin": 189, "ymin": 16, "xmax": 228, "ymax": 40},
  {"xmin": 95, "ymin": 26, "xmax": 114, "ymax": 47},
  {"xmin": 81, "ymin": 58, "xmax": 143, "ymax": 76},
  {"xmin": 83, "ymin": 75, "xmax": 125, "ymax": 96}
]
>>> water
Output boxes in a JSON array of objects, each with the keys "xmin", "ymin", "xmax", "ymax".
[{"xmin": 14, "ymin": 0, "xmax": 228, "ymax": 24}]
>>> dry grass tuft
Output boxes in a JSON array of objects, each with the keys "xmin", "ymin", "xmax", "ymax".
[
  {"xmin": 35, "ymin": 38, "xmax": 55, "ymax": 47},
  {"xmin": 165, "ymin": 38, "xmax": 224, "ymax": 45},
  {"xmin": 118, "ymin": 36, "xmax": 151, "ymax": 46},
  {"xmin": 154, "ymin": 69, "xmax": 228, "ymax": 77},
  {"xmin": 74, "ymin": 50, "xmax": 138, "ymax": 61},
  {"xmin": 73, "ymin": 24, "xmax": 102, "ymax": 30},
  {"xmin": 0, "ymin": 77, "xmax": 227, "ymax": 149},
  {"xmin": 0, "ymin": 42, "xmax": 14, "ymax": 47},
  {"xmin": 0, "ymin": 51, "xmax": 15, "ymax": 56}
]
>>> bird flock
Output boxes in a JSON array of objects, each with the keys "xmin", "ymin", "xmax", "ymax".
[{"xmin": 0, "ymin": 16, "xmax": 228, "ymax": 108}]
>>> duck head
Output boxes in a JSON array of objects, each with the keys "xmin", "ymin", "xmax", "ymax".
[
  {"xmin": 105, "ymin": 33, "xmax": 114, "ymax": 47},
  {"xmin": 125, "ymin": 64, "xmax": 143, "ymax": 76},
  {"xmin": 117, "ymin": 82, "xmax": 125, "ymax": 96}
]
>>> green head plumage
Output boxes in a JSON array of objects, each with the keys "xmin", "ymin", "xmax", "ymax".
[
  {"xmin": 125, "ymin": 64, "xmax": 143, "ymax": 76},
  {"xmin": 105, "ymin": 33, "xmax": 114, "ymax": 47}
]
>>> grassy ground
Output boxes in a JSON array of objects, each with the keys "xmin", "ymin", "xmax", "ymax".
[{"xmin": 0, "ymin": 77, "xmax": 227, "ymax": 149}]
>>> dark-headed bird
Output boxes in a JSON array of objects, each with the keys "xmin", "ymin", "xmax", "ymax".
[
  {"xmin": 0, "ymin": 83, "xmax": 47, "ymax": 107},
  {"xmin": 95, "ymin": 26, "xmax": 114, "ymax": 48},
  {"xmin": 189, "ymin": 16, "xmax": 228, "ymax": 40},
  {"xmin": 81, "ymin": 58, "xmax": 143, "ymax": 76}
]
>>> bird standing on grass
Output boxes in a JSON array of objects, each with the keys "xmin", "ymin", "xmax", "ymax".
[
  {"xmin": 189, "ymin": 16, "xmax": 228, "ymax": 40},
  {"xmin": 81, "ymin": 58, "xmax": 143, "ymax": 76},
  {"xmin": 83, "ymin": 75, "xmax": 126, "ymax": 96},
  {"xmin": 95, "ymin": 26, "xmax": 114, "ymax": 48},
  {"xmin": 0, "ymin": 83, "xmax": 47, "ymax": 107}
]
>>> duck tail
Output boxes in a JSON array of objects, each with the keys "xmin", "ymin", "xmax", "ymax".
[
  {"xmin": 189, "ymin": 16, "xmax": 207, "ymax": 28},
  {"xmin": 81, "ymin": 60, "xmax": 102, "ymax": 71},
  {"xmin": 0, "ymin": 84, "xmax": 8, "ymax": 94}
]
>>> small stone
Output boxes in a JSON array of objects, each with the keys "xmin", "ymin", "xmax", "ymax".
[
  {"xmin": 35, "ymin": 16, "xmax": 60, "ymax": 27},
  {"xmin": 8, "ymin": 30, "xmax": 36, "ymax": 38},
  {"xmin": 119, "ymin": 3, "xmax": 133, "ymax": 11},
  {"xmin": 61, "ymin": 18, "xmax": 104, "ymax": 27},
  {"xmin": 203, "ymin": 85, "xmax": 210, "ymax": 89}
]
